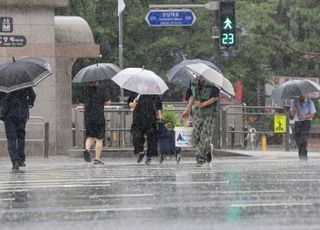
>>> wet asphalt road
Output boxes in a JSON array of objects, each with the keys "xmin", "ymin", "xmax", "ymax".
[{"xmin": 1, "ymin": 155, "xmax": 320, "ymax": 230}]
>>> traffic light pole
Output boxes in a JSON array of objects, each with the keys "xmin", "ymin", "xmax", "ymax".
[{"xmin": 148, "ymin": 1, "xmax": 224, "ymax": 149}]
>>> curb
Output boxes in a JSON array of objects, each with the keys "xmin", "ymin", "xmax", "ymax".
[{"xmin": 68, "ymin": 148, "xmax": 245, "ymax": 158}]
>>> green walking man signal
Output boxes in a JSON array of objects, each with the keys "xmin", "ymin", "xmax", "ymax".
[{"xmin": 219, "ymin": 0, "xmax": 236, "ymax": 48}]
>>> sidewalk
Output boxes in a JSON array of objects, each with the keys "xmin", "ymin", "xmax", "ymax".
[
  {"xmin": 68, "ymin": 146, "xmax": 320, "ymax": 160},
  {"xmin": 218, "ymin": 147, "xmax": 320, "ymax": 159}
]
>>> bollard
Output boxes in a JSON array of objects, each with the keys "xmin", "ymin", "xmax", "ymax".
[
  {"xmin": 261, "ymin": 134, "xmax": 267, "ymax": 151},
  {"xmin": 44, "ymin": 122, "xmax": 49, "ymax": 158}
]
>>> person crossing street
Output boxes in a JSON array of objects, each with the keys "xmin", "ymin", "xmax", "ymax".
[
  {"xmin": 290, "ymin": 95, "xmax": 316, "ymax": 161},
  {"xmin": 79, "ymin": 81, "xmax": 111, "ymax": 164},
  {"xmin": 0, "ymin": 88, "xmax": 36, "ymax": 170},
  {"xmin": 182, "ymin": 75, "xmax": 220, "ymax": 167},
  {"xmin": 128, "ymin": 93, "xmax": 162, "ymax": 165}
]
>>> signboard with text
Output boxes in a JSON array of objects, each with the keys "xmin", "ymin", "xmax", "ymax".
[
  {"xmin": 146, "ymin": 10, "xmax": 196, "ymax": 26},
  {"xmin": 0, "ymin": 35, "xmax": 26, "ymax": 47}
]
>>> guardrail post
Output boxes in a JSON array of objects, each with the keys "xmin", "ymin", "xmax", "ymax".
[
  {"xmin": 230, "ymin": 124, "xmax": 235, "ymax": 148},
  {"xmin": 120, "ymin": 107, "xmax": 125, "ymax": 148},
  {"xmin": 284, "ymin": 113, "xmax": 290, "ymax": 151},
  {"xmin": 44, "ymin": 122, "xmax": 49, "ymax": 158},
  {"xmin": 221, "ymin": 109, "xmax": 227, "ymax": 149},
  {"xmin": 74, "ymin": 107, "xmax": 79, "ymax": 148}
]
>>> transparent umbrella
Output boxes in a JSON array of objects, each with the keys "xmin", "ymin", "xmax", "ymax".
[
  {"xmin": 271, "ymin": 79, "xmax": 320, "ymax": 99},
  {"xmin": 111, "ymin": 68, "xmax": 168, "ymax": 95}
]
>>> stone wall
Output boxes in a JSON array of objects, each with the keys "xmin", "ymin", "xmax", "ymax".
[{"xmin": 0, "ymin": 1, "xmax": 100, "ymax": 156}]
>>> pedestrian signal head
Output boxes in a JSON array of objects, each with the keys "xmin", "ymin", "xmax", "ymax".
[{"xmin": 219, "ymin": 1, "xmax": 236, "ymax": 48}]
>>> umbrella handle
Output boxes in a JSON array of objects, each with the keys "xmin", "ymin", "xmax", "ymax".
[{"xmin": 135, "ymin": 94, "xmax": 141, "ymax": 101}]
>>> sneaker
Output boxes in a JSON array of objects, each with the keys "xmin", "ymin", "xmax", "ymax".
[
  {"xmin": 145, "ymin": 156, "xmax": 152, "ymax": 165},
  {"xmin": 83, "ymin": 150, "xmax": 91, "ymax": 162},
  {"xmin": 137, "ymin": 152, "xmax": 145, "ymax": 163},
  {"xmin": 12, "ymin": 161, "xmax": 19, "ymax": 171},
  {"xmin": 206, "ymin": 152, "xmax": 213, "ymax": 163},
  {"xmin": 93, "ymin": 159, "xmax": 105, "ymax": 165},
  {"xmin": 19, "ymin": 162, "xmax": 26, "ymax": 167}
]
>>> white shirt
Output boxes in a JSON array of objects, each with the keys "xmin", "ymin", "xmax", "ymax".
[{"xmin": 290, "ymin": 99, "xmax": 316, "ymax": 121}]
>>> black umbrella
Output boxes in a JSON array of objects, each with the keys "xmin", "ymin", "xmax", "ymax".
[
  {"xmin": 166, "ymin": 59, "xmax": 222, "ymax": 87},
  {"xmin": 271, "ymin": 79, "xmax": 320, "ymax": 99},
  {"xmin": 0, "ymin": 57, "xmax": 52, "ymax": 93},
  {"xmin": 72, "ymin": 63, "xmax": 121, "ymax": 83}
]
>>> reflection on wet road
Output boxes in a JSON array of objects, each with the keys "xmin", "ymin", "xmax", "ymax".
[{"xmin": 0, "ymin": 156, "xmax": 320, "ymax": 230}]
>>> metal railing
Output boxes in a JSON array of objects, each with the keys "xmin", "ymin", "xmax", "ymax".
[
  {"xmin": 0, "ymin": 116, "xmax": 49, "ymax": 157},
  {"xmin": 74, "ymin": 105, "xmax": 132, "ymax": 149},
  {"xmin": 220, "ymin": 105, "xmax": 290, "ymax": 151},
  {"xmin": 73, "ymin": 103, "xmax": 189, "ymax": 150}
]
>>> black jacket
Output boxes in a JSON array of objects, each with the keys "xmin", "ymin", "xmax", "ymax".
[
  {"xmin": 3, "ymin": 87, "xmax": 36, "ymax": 120},
  {"xmin": 127, "ymin": 93, "xmax": 162, "ymax": 126}
]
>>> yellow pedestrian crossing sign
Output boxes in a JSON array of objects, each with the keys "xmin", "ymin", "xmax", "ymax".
[{"xmin": 274, "ymin": 115, "xmax": 286, "ymax": 133}]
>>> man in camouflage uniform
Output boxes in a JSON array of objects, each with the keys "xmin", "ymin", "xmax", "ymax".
[{"xmin": 182, "ymin": 75, "xmax": 220, "ymax": 166}]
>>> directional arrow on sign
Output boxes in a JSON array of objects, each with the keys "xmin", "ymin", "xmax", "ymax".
[{"xmin": 145, "ymin": 9, "xmax": 196, "ymax": 27}]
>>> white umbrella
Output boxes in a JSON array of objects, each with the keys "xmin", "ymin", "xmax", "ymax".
[
  {"xmin": 185, "ymin": 63, "xmax": 235, "ymax": 97},
  {"xmin": 166, "ymin": 59, "xmax": 221, "ymax": 87},
  {"xmin": 111, "ymin": 68, "xmax": 168, "ymax": 95}
]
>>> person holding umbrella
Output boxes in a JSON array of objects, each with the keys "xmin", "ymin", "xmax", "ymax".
[
  {"xmin": 79, "ymin": 81, "xmax": 111, "ymax": 164},
  {"xmin": 182, "ymin": 75, "xmax": 220, "ymax": 167},
  {"xmin": 111, "ymin": 66, "xmax": 168, "ymax": 164},
  {"xmin": 128, "ymin": 92, "xmax": 163, "ymax": 164},
  {"xmin": 290, "ymin": 95, "xmax": 316, "ymax": 161},
  {"xmin": 272, "ymin": 79, "xmax": 320, "ymax": 161},
  {"xmin": 0, "ymin": 57, "xmax": 52, "ymax": 171},
  {"xmin": 73, "ymin": 60, "xmax": 121, "ymax": 164},
  {"xmin": 0, "ymin": 88, "xmax": 36, "ymax": 170}
]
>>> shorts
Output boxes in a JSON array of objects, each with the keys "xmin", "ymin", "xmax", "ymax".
[{"xmin": 85, "ymin": 120, "xmax": 105, "ymax": 139}]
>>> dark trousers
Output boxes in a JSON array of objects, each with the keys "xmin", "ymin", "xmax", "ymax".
[
  {"xmin": 131, "ymin": 123, "xmax": 158, "ymax": 157},
  {"xmin": 294, "ymin": 120, "xmax": 311, "ymax": 160},
  {"xmin": 4, "ymin": 116, "xmax": 27, "ymax": 164}
]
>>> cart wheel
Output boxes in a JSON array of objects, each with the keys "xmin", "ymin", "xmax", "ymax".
[
  {"xmin": 176, "ymin": 154, "xmax": 181, "ymax": 164},
  {"xmin": 159, "ymin": 153, "xmax": 164, "ymax": 164}
]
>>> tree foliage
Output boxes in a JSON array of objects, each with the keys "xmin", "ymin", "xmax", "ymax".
[{"xmin": 56, "ymin": 0, "xmax": 320, "ymax": 104}]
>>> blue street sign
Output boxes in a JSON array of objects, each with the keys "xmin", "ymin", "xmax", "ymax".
[{"xmin": 145, "ymin": 10, "xmax": 196, "ymax": 27}]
